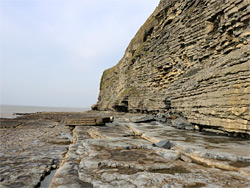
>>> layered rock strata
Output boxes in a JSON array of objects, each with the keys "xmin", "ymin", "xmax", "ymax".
[{"xmin": 93, "ymin": 0, "xmax": 250, "ymax": 133}]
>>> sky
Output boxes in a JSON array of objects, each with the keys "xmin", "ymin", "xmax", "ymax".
[{"xmin": 0, "ymin": 0, "xmax": 159, "ymax": 108}]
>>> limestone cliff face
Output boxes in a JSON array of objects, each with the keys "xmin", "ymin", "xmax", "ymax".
[{"xmin": 93, "ymin": 0, "xmax": 250, "ymax": 133}]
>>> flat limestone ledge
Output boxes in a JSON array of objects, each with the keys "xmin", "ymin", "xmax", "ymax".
[
  {"xmin": 126, "ymin": 122, "xmax": 250, "ymax": 175},
  {"xmin": 77, "ymin": 121, "xmax": 250, "ymax": 187},
  {"xmin": 0, "ymin": 119, "xmax": 72, "ymax": 188},
  {"xmin": 49, "ymin": 126, "xmax": 94, "ymax": 188},
  {"xmin": 85, "ymin": 124, "xmax": 179, "ymax": 161},
  {"xmin": 45, "ymin": 114, "xmax": 250, "ymax": 188}
]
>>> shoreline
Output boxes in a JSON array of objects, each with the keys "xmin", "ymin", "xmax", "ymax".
[{"xmin": 0, "ymin": 105, "xmax": 89, "ymax": 118}]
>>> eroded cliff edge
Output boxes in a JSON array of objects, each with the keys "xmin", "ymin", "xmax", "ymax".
[{"xmin": 93, "ymin": 0, "xmax": 250, "ymax": 134}]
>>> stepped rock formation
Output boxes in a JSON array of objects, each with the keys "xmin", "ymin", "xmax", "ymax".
[{"xmin": 93, "ymin": 0, "xmax": 250, "ymax": 134}]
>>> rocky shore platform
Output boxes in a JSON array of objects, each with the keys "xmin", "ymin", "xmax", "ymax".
[{"xmin": 0, "ymin": 111, "xmax": 249, "ymax": 188}]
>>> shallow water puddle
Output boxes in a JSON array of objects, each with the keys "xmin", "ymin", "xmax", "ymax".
[
  {"xmin": 230, "ymin": 161, "xmax": 250, "ymax": 168},
  {"xmin": 123, "ymin": 134, "xmax": 142, "ymax": 139},
  {"xmin": 40, "ymin": 169, "xmax": 57, "ymax": 188},
  {"xmin": 60, "ymin": 133, "xmax": 73, "ymax": 142},
  {"xmin": 100, "ymin": 166, "xmax": 144, "ymax": 175},
  {"xmin": 149, "ymin": 166, "xmax": 190, "ymax": 174}
]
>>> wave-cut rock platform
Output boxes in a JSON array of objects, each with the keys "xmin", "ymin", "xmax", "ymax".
[{"xmin": 1, "ymin": 111, "xmax": 249, "ymax": 188}]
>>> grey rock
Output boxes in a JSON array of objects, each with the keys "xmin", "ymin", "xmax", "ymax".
[
  {"xmin": 155, "ymin": 113, "xmax": 167, "ymax": 122},
  {"xmin": 132, "ymin": 115, "xmax": 156, "ymax": 123},
  {"xmin": 105, "ymin": 122, "xmax": 120, "ymax": 127},
  {"xmin": 2, "ymin": 112, "xmax": 250, "ymax": 188},
  {"xmin": 172, "ymin": 117, "xmax": 194, "ymax": 130},
  {"xmin": 0, "ymin": 116, "xmax": 71, "ymax": 188},
  {"xmin": 155, "ymin": 140, "xmax": 173, "ymax": 149}
]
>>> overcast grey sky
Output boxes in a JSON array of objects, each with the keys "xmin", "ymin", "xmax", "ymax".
[{"xmin": 0, "ymin": 0, "xmax": 159, "ymax": 108}]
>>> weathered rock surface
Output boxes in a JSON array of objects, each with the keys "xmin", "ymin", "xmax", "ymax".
[
  {"xmin": 0, "ymin": 111, "xmax": 114, "ymax": 188},
  {"xmin": 49, "ymin": 126, "xmax": 94, "ymax": 188},
  {"xmin": 155, "ymin": 140, "xmax": 173, "ymax": 149},
  {"xmin": 1, "ymin": 112, "xmax": 250, "ymax": 187},
  {"xmin": 0, "ymin": 118, "xmax": 71, "ymax": 188},
  {"xmin": 171, "ymin": 117, "xmax": 194, "ymax": 130},
  {"xmin": 75, "ymin": 116, "xmax": 250, "ymax": 187},
  {"xmin": 93, "ymin": 0, "xmax": 250, "ymax": 134}
]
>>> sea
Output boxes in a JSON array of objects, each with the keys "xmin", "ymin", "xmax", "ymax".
[{"xmin": 0, "ymin": 105, "xmax": 89, "ymax": 118}]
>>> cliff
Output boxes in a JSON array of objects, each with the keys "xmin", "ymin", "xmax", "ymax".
[{"xmin": 93, "ymin": 0, "xmax": 250, "ymax": 134}]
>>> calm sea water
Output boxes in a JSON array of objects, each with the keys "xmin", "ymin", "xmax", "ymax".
[{"xmin": 0, "ymin": 105, "xmax": 89, "ymax": 118}]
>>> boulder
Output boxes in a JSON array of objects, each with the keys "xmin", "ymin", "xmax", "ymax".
[
  {"xmin": 172, "ymin": 117, "xmax": 194, "ymax": 130},
  {"xmin": 155, "ymin": 140, "xmax": 173, "ymax": 149},
  {"xmin": 132, "ymin": 115, "xmax": 156, "ymax": 123}
]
